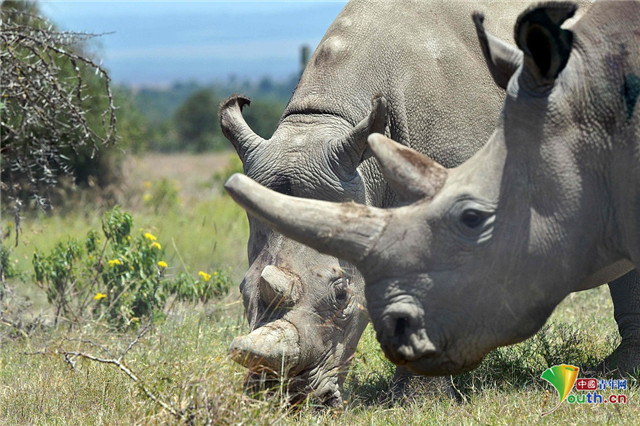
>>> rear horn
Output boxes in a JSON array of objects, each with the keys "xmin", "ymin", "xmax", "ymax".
[
  {"xmin": 368, "ymin": 133, "xmax": 448, "ymax": 203},
  {"xmin": 330, "ymin": 95, "xmax": 388, "ymax": 179}
]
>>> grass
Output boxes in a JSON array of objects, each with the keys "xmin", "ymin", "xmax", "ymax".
[
  {"xmin": 1, "ymin": 291, "xmax": 636, "ymax": 424},
  {"xmin": 1, "ymin": 152, "xmax": 638, "ymax": 424}
]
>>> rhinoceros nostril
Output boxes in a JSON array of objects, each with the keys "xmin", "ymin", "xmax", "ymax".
[{"xmin": 394, "ymin": 316, "xmax": 410, "ymax": 337}]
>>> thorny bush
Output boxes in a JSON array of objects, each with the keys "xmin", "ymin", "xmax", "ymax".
[{"xmin": 0, "ymin": 2, "xmax": 117, "ymax": 239}]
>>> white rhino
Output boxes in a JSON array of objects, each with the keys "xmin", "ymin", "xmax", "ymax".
[
  {"xmin": 224, "ymin": 0, "xmax": 640, "ymax": 377},
  {"xmin": 220, "ymin": 0, "xmax": 544, "ymax": 404}
]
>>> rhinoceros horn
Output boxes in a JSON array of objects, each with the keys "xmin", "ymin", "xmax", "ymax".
[
  {"xmin": 367, "ymin": 133, "xmax": 448, "ymax": 203},
  {"xmin": 259, "ymin": 265, "xmax": 302, "ymax": 306},
  {"xmin": 224, "ymin": 173, "xmax": 389, "ymax": 265},
  {"xmin": 219, "ymin": 95, "xmax": 266, "ymax": 160},
  {"xmin": 229, "ymin": 319, "xmax": 301, "ymax": 372},
  {"xmin": 330, "ymin": 95, "xmax": 388, "ymax": 179}
]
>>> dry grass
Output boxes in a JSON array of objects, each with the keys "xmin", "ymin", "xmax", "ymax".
[
  {"xmin": 1, "ymin": 287, "xmax": 637, "ymax": 424},
  {"xmin": 122, "ymin": 151, "xmax": 234, "ymax": 203}
]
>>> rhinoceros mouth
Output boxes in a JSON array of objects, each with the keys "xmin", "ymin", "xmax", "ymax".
[
  {"xmin": 374, "ymin": 311, "xmax": 486, "ymax": 376},
  {"xmin": 241, "ymin": 365, "xmax": 342, "ymax": 406},
  {"xmin": 231, "ymin": 324, "xmax": 346, "ymax": 406}
]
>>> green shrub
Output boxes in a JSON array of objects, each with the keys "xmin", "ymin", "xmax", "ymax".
[
  {"xmin": 1, "ymin": 225, "xmax": 21, "ymax": 301},
  {"xmin": 1, "ymin": 233, "xmax": 18, "ymax": 282},
  {"xmin": 167, "ymin": 269, "xmax": 232, "ymax": 304},
  {"xmin": 210, "ymin": 153, "xmax": 244, "ymax": 193},
  {"xmin": 142, "ymin": 178, "xmax": 181, "ymax": 213},
  {"xmin": 221, "ymin": 153, "xmax": 244, "ymax": 179},
  {"xmin": 33, "ymin": 239, "xmax": 85, "ymax": 326},
  {"xmin": 32, "ymin": 207, "xmax": 231, "ymax": 329}
]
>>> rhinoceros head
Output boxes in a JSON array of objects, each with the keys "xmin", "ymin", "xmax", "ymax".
[
  {"xmin": 225, "ymin": 1, "xmax": 640, "ymax": 376},
  {"xmin": 219, "ymin": 95, "xmax": 386, "ymax": 404}
]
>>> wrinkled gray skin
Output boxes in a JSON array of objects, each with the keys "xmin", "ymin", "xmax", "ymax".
[
  {"xmin": 221, "ymin": 0, "xmax": 537, "ymax": 405},
  {"xmin": 224, "ymin": 1, "xmax": 640, "ymax": 377}
]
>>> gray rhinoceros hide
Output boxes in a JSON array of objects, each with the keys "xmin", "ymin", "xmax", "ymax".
[
  {"xmin": 224, "ymin": 0, "xmax": 640, "ymax": 377},
  {"xmin": 222, "ymin": 0, "xmax": 540, "ymax": 404}
]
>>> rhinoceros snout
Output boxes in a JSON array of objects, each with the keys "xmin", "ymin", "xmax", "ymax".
[
  {"xmin": 229, "ymin": 319, "xmax": 301, "ymax": 374},
  {"xmin": 377, "ymin": 308, "xmax": 437, "ymax": 364}
]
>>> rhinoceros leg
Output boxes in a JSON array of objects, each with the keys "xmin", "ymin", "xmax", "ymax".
[{"xmin": 601, "ymin": 270, "xmax": 640, "ymax": 375}]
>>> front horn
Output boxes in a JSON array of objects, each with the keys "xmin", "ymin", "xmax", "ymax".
[
  {"xmin": 224, "ymin": 173, "xmax": 389, "ymax": 265},
  {"xmin": 219, "ymin": 95, "xmax": 266, "ymax": 160},
  {"xmin": 229, "ymin": 319, "xmax": 301, "ymax": 372}
]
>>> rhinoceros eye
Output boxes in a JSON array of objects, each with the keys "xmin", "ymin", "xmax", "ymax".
[
  {"xmin": 333, "ymin": 278, "xmax": 350, "ymax": 305},
  {"xmin": 451, "ymin": 200, "xmax": 496, "ymax": 243},
  {"xmin": 460, "ymin": 209, "xmax": 489, "ymax": 229}
]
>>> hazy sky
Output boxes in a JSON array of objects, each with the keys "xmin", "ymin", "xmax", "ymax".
[{"xmin": 39, "ymin": 1, "xmax": 347, "ymax": 86}]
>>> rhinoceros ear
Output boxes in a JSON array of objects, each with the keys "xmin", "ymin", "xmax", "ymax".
[
  {"xmin": 473, "ymin": 12, "xmax": 523, "ymax": 90},
  {"xmin": 368, "ymin": 133, "xmax": 448, "ymax": 203},
  {"xmin": 514, "ymin": 2, "xmax": 577, "ymax": 84},
  {"xmin": 219, "ymin": 95, "xmax": 266, "ymax": 161},
  {"xmin": 331, "ymin": 95, "xmax": 388, "ymax": 180}
]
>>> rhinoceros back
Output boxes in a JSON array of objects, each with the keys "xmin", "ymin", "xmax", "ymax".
[{"xmin": 284, "ymin": 0, "xmax": 529, "ymax": 172}]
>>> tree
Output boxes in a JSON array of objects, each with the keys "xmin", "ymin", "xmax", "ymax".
[
  {"xmin": 0, "ymin": 0, "xmax": 117, "ymax": 236},
  {"xmin": 173, "ymin": 88, "xmax": 218, "ymax": 152}
]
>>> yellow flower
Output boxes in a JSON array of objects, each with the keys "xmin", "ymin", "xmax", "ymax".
[
  {"xmin": 157, "ymin": 261, "xmax": 168, "ymax": 268},
  {"xmin": 150, "ymin": 242, "xmax": 162, "ymax": 250},
  {"xmin": 143, "ymin": 181, "xmax": 152, "ymax": 189},
  {"xmin": 198, "ymin": 271, "xmax": 211, "ymax": 281},
  {"xmin": 108, "ymin": 259, "xmax": 122, "ymax": 267},
  {"xmin": 144, "ymin": 232, "xmax": 157, "ymax": 241},
  {"xmin": 143, "ymin": 193, "xmax": 152, "ymax": 202},
  {"xmin": 93, "ymin": 292, "xmax": 107, "ymax": 301}
]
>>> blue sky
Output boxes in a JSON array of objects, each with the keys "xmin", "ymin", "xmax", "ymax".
[{"xmin": 39, "ymin": 1, "xmax": 347, "ymax": 86}]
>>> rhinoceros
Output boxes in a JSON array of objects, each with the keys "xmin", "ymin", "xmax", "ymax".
[
  {"xmin": 221, "ymin": 0, "xmax": 563, "ymax": 403},
  {"xmin": 224, "ymin": 0, "xmax": 640, "ymax": 378}
]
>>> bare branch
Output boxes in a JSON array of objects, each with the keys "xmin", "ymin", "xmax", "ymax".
[
  {"xmin": 120, "ymin": 320, "xmax": 152, "ymax": 362},
  {"xmin": 23, "ymin": 322, "xmax": 185, "ymax": 421},
  {"xmin": 61, "ymin": 350, "xmax": 184, "ymax": 420}
]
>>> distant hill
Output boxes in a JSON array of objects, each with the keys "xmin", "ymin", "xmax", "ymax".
[
  {"xmin": 120, "ymin": 75, "xmax": 298, "ymax": 152},
  {"xmin": 125, "ymin": 75, "xmax": 298, "ymax": 125}
]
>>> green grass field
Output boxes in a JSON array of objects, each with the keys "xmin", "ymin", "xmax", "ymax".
[{"xmin": 1, "ymin": 153, "xmax": 638, "ymax": 424}]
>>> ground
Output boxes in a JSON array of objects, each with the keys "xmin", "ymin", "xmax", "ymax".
[{"xmin": 0, "ymin": 152, "xmax": 637, "ymax": 424}]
